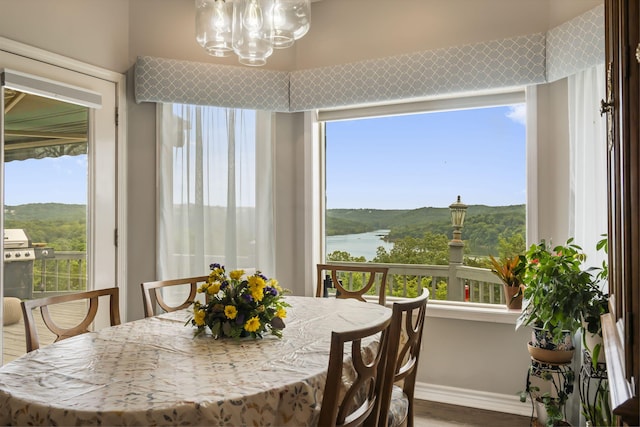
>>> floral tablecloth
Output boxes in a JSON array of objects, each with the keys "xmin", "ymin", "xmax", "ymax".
[{"xmin": 0, "ymin": 296, "xmax": 390, "ymax": 426}]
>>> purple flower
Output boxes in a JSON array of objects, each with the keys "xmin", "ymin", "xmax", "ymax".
[
  {"xmin": 221, "ymin": 280, "xmax": 229, "ymax": 289},
  {"xmin": 243, "ymin": 294, "xmax": 253, "ymax": 302},
  {"xmin": 210, "ymin": 263, "xmax": 222, "ymax": 270},
  {"xmin": 258, "ymin": 273, "xmax": 268, "ymax": 281},
  {"xmin": 265, "ymin": 286, "xmax": 278, "ymax": 296},
  {"xmin": 236, "ymin": 313, "xmax": 245, "ymax": 325}
]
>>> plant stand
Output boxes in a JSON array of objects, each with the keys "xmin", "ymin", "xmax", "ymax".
[
  {"xmin": 578, "ymin": 349, "xmax": 612, "ymax": 427},
  {"xmin": 524, "ymin": 358, "xmax": 575, "ymax": 426}
]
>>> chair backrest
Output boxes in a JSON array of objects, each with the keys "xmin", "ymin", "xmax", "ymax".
[
  {"xmin": 316, "ymin": 264, "xmax": 389, "ymax": 305},
  {"xmin": 20, "ymin": 287, "xmax": 121, "ymax": 352},
  {"xmin": 141, "ymin": 275, "xmax": 209, "ymax": 317},
  {"xmin": 378, "ymin": 287, "xmax": 430, "ymax": 427},
  {"xmin": 318, "ymin": 315, "xmax": 392, "ymax": 427}
]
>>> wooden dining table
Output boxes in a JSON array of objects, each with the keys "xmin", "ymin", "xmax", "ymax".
[{"xmin": 0, "ymin": 295, "xmax": 391, "ymax": 426}]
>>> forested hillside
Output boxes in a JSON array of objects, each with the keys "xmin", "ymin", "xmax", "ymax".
[
  {"xmin": 3, "ymin": 203, "xmax": 525, "ymax": 257},
  {"xmin": 4, "ymin": 203, "xmax": 86, "ymax": 251},
  {"xmin": 327, "ymin": 204, "xmax": 525, "ymax": 256}
]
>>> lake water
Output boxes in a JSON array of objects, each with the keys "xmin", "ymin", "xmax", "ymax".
[{"xmin": 325, "ymin": 229, "xmax": 394, "ymax": 261}]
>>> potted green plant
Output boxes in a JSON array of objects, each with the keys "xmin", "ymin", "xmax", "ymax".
[
  {"xmin": 581, "ymin": 236, "xmax": 609, "ymax": 364},
  {"xmin": 488, "ymin": 253, "xmax": 525, "ymax": 309},
  {"xmin": 516, "ymin": 238, "xmax": 598, "ymax": 364},
  {"xmin": 579, "ymin": 236, "xmax": 614, "ymax": 427}
]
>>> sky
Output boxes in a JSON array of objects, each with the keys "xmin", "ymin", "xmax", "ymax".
[
  {"xmin": 2, "ymin": 104, "xmax": 526, "ymax": 209},
  {"xmin": 325, "ymin": 104, "xmax": 526, "ymax": 209},
  {"xmin": 4, "ymin": 155, "xmax": 88, "ymax": 205}
]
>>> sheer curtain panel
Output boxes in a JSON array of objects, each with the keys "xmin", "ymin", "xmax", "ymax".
[
  {"xmin": 568, "ymin": 64, "xmax": 607, "ymax": 268},
  {"xmin": 157, "ymin": 104, "xmax": 274, "ymax": 281}
]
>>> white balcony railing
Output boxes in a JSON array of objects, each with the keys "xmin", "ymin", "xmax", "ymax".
[{"xmin": 324, "ymin": 261, "xmax": 506, "ymax": 305}]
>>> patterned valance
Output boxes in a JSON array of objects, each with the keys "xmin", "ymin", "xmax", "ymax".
[
  {"xmin": 134, "ymin": 5, "xmax": 604, "ymax": 112},
  {"xmin": 289, "ymin": 33, "xmax": 546, "ymax": 112},
  {"xmin": 134, "ymin": 56, "xmax": 290, "ymax": 112},
  {"xmin": 546, "ymin": 4, "xmax": 605, "ymax": 83}
]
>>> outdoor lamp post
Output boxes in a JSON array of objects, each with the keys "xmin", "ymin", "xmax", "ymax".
[
  {"xmin": 449, "ymin": 195, "xmax": 468, "ymax": 242},
  {"xmin": 448, "ymin": 195, "xmax": 468, "ymax": 301}
]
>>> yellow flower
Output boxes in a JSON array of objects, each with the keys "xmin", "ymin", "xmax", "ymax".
[
  {"xmin": 230, "ymin": 269, "xmax": 244, "ymax": 280},
  {"xmin": 248, "ymin": 275, "xmax": 266, "ymax": 288},
  {"xmin": 251, "ymin": 288, "xmax": 264, "ymax": 302},
  {"xmin": 268, "ymin": 278, "xmax": 282, "ymax": 292},
  {"xmin": 198, "ymin": 283, "xmax": 209, "ymax": 293},
  {"xmin": 194, "ymin": 309, "xmax": 206, "ymax": 326},
  {"xmin": 224, "ymin": 305, "xmax": 237, "ymax": 319},
  {"xmin": 276, "ymin": 308, "xmax": 287, "ymax": 318},
  {"xmin": 244, "ymin": 316, "xmax": 261, "ymax": 333},
  {"xmin": 208, "ymin": 281, "xmax": 221, "ymax": 294},
  {"xmin": 210, "ymin": 268, "xmax": 225, "ymax": 282}
]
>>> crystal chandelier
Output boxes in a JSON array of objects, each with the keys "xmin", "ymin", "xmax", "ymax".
[{"xmin": 196, "ymin": 0, "xmax": 311, "ymax": 67}]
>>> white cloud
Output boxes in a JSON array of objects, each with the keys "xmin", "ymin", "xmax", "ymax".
[{"xmin": 506, "ymin": 104, "xmax": 526, "ymax": 125}]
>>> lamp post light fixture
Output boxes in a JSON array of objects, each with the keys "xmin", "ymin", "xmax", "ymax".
[
  {"xmin": 449, "ymin": 195, "xmax": 468, "ymax": 242},
  {"xmin": 448, "ymin": 195, "xmax": 468, "ymax": 300}
]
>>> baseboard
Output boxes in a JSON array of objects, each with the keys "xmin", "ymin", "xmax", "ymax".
[{"xmin": 414, "ymin": 382, "xmax": 534, "ymax": 417}]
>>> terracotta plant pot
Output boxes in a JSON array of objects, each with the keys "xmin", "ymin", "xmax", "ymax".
[
  {"xmin": 527, "ymin": 343, "xmax": 575, "ymax": 364},
  {"xmin": 528, "ymin": 327, "xmax": 575, "ymax": 364},
  {"xmin": 503, "ymin": 285, "xmax": 522, "ymax": 310}
]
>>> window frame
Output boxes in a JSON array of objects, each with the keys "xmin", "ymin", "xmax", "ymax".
[{"xmin": 308, "ymin": 88, "xmax": 538, "ymax": 322}]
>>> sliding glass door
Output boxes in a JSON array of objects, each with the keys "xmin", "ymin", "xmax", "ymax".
[{"xmin": 0, "ymin": 54, "xmax": 118, "ymax": 364}]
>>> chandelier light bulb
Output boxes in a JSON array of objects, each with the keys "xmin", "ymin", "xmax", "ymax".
[
  {"xmin": 196, "ymin": 0, "xmax": 309, "ymax": 66},
  {"xmin": 195, "ymin": 0, "xmax": 233, "ymax": 57},
  {"xmin": 293, "ymin": 1, "xmax": 310, "ymax": 40},
  {"xmin": 272, "ymin": 3, "xmax": 286, "ymax": 28},
  {"xmin": 243, "ymin": 0, "xmax": 264, "ymax": 32},
  {"xmin": 212, "ymin": 0, "xmax": 231, "ymax": 31}
]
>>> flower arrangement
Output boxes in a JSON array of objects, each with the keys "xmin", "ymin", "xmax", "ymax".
[{"xmin": 187, "ymin": 263, "xmax": 290, "ymax": 339}]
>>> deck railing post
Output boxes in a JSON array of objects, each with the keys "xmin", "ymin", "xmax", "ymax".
[
  {"xmin": 447, "ymin": 195, "xmax": 467, "ymax": 301},
  {"xmin": 448, "ymin": 240, "xmax": 465, "ymax": 301}
]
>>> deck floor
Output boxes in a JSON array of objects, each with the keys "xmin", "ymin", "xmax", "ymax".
[{"xmin": 3, "ymin": 300, "xmax": 86, "ymax": 363}]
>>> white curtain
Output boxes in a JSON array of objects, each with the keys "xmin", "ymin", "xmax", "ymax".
[
  {"xmin": 157, "ymin": 104, "xmax": 275, "ymax": 280},
  {"xmin": 568, "ymin": 64, "xmax": 607, "ymax": 269}
]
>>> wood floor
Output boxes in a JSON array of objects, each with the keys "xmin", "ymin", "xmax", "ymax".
[{"xmin": 414, "ymin": 399, "xmax": 531, "ymax": 427}]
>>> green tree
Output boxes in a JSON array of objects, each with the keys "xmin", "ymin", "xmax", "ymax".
[
  {"xmin": 497, "ymin": 232, "xmax": 526, "ymax": 259},
  {"xmin": 327, "ymin": 251, "xmax": 366, "ymax": 262},
  {"xmin": 373, "ymin": 232, "xmax": 449, "ymax": 265}
]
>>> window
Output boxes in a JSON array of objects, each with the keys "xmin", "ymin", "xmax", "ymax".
[
  {"xmin": 318, "ymin": 91, "xmax": 528, "ymax": 304},
  {"xmin": 156, "ymin": 105, "xmax": 274, "ymax": 281}
]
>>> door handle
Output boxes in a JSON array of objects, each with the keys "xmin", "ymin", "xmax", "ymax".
[{"xmin": 600, "ymin": 99, "xmax": 614, "ymax": 116}]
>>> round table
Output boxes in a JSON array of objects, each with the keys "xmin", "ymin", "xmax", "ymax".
[{"xmin": 0, "ymin": 295, "xmax": 390, "ymax": 426}]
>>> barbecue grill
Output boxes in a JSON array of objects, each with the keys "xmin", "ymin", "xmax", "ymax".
[{"xmin": 3, "ymin": 229, "xmax": 35, "ymax": 299}]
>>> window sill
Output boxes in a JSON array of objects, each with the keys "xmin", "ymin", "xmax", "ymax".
[{"xmin": 425, "ymin": 300, "xmax": 521, "ymax": 324}]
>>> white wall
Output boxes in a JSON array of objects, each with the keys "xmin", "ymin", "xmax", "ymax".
[
  {"xmin": 296, "ymin": 0, "xmax": 601, "ymax": 69},
  {"xmin": 0, "ymin": 0, "xmax": 130, "ymax": 72},
  {"xmin": 0, "ymin": 0, "xmax": 596, "ymax": 415}
]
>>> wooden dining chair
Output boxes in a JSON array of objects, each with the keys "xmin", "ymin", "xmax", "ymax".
[
  {"xmin": 378, "ymin": 287, "xmax": 430, "ymax": 427},
  {"xmin": 20, "ymin": 287, "xmax": 121, "ymax": 352},
  {"xmin": 318, "ymin": 315, "xmax": 392, "ymax": 427},
  {"xmin": 141, "ymin": 275, "xmax": 209, "ymax": 317},
  {"xmin": 316, "ymin": 263, "xmax": 389, "ymax": 305}
]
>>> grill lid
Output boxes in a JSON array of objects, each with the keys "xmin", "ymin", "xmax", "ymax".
[
  {"xmin": 4, "ymin": 229, "xmax": 35, "ymax": 262},
  {"xmin": 4, "ymin": 229, "xmax": 32, "ymax": 249}
]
